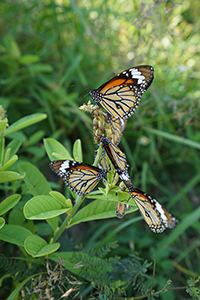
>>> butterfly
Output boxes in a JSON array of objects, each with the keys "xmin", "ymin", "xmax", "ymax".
[
  {"xmin": 89, "ymin": 65, "xmax": 154, "ymax": 119},
  {"xmin": 49, "ymin": 160, "xmax": 107, "ymax": 196},
  {"xmin": 107, "ymin": 114, "xmax": 127, "ymax": 145},
  {"xmin": 116, "ymin": 202, "xmax": 131, "ymax": 219},
  {"xmin": 128, "ymin": 186, "xmax": 178, "ymax": 233},
  {"xmin": 100, "ymin": 136, "xmax": 131, "ymax": 182}
]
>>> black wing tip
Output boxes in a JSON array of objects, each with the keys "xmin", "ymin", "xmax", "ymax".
[
  {"xmin": 49, "ymin": 161, "xmax": 55, "ymax": 169},
  {"xmin": 168, "ymin": 217, "xmax": 179, "ymax": 228},
  {"xmin": 116, "ymin": 212, "xmax": 125, "ymax": 219},
  {"xmin": 49, "ymin": 160, "xmax": 65, "ymax": 174},
  {"xmin": 134, "ymin": 64, "xmax": 154, "ymax": 70}
]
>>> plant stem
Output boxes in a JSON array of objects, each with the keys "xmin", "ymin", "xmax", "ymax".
[
  {"xmin": 93, "ymin": 143, "xmax": 103, "ymax": 167},
  {"xmin": 52, "ymin": 194, "xmax": 84, "ymax": 243}
]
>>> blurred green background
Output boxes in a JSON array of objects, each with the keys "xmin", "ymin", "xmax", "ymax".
[{"xmin": 0, "ymin": 0, "xmax": 200, "ymax": 299}]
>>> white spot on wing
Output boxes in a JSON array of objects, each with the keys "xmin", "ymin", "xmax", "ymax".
[
  {"xmin": 130, "ymin": 68, "xmax": 145, "ymax": 84},
  {"xmin": 60, "ymin": 160, "xmax": 70, "ymax": 173},
  {"xmin": 120, "ymin": 172, "xmax": 130, "ymax": 181},
  {"xmin": 155, "ymin": 201, "xmax": 167, "ymax": 221}
]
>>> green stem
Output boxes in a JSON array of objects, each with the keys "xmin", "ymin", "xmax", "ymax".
[
  {"xmin": 93, "ymin": 143, "xmax": 103, "ymax": 167},
  {"xmin": 52, "ymin": 194, "xmax": 84, "ymax": 243},
  {"xmin": 0, "ymin": 137, "xmax": 5, "ymax": 165}
]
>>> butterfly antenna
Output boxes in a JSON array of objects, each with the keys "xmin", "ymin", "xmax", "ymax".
[{"xmin": 70, "ymin": 84, "xmax": 90, "ymax": 99}]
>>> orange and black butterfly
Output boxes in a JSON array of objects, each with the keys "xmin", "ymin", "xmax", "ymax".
[
  {"xmin": 100, "ymin": 137, "xmax": 131, "ymax": 183},
  {"xmin": 49, "ymin": 160, "xmax": 107, "ymax": 196},
  {"xmin": 116, "ymin": 202, "xmax": 131, "ymax": 219},
  {"xmin": 89, "ymin": 65, "xmax": 154, "ymax": 119},
  {"xmin": 128, "ymin": 187, "xmax": 178, "ymax": 233}
]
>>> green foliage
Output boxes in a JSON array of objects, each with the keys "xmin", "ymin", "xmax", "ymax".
[
  {"xmin": 0, "ymin": 254, "xmax": 37, "ymax": 283},
  {"xmin": 0, "ymin": 0, "xmax": 200, "ymax": 299},
  {"xmin": 77, "ymin": 248, "xmax": 153, "ymax": 299},
  {"xmin": 186, "ymin": 277, "xmax": 200, "ymax": 299}
]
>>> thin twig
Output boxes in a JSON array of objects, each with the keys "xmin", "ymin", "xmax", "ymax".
[{"xmin": 149, "ymin": 252, "xmax": 156, "ymax": 295}]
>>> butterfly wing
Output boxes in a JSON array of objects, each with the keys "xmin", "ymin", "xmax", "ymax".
[
  {"xmin": 107, "ymin": 114, "xmax": 127, "ymax": 145},
  {"xmin": 97, "ymin": 149, "xmax": 111, "ymax": 171},
  {"xmin": 50, "ymin": 160, "xmax": 107, "ymax": 196},
  {"xmin": 128, "ymin": 187, "xmax": 178, "ymax": 233},
  {"xmin": 116, "ymin": 202, "xmax": 131, "ymax": 219},
  {"xmin": 101, "ymin": 137, "xmax": 128, "ymax": 173},
  {"xmin": 90, "ymin": 65, "xmax": 154, "ymax": 119}
]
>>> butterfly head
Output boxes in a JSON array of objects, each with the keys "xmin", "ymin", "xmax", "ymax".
[{"xmin": 89, "ymin": 89, "xmax": 103, "ymax": 104}]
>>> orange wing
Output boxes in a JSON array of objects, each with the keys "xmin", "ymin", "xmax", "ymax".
[{"xmin": 50, "ymin": 160, "xmax": 107, "ymax": 196}]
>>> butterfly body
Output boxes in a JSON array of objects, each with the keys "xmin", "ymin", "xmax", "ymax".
[
  {"xmin": 50, "ymin": 160, "xmax": 107, "ymax": 196},
  {"xmin": 90, "ymin": 65, "xmax": 154, "ymax": 119}
]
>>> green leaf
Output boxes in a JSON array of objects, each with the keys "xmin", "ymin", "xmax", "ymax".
[
  {"xmin": 5, "ymin": 113, "xmax": 47, "ymax": 136},
  {"xmin": 59, "ymin": 54, "xmax": 83, "ymax": 87},
  {"xmin": 87, "ymin": 187, "xmax": 133, "ymax": 203},
  {"xmin": 49, "ymin": 191, "xmax": 73, "ymax": 216},
  {"xmin": 0, "ymin": 171, "xmax": 24, "ymax": 183},
  {"xmin": 8, "ymin": 209, "xmax": 25, "ymax": 226},
  {"xmin": 3, "ymin": 147, "xmax": 11, "ymax": 164},
  {"xmin": 19, "ymin": 54, "xmax": 39, "ymax": 65},
  {"xmin": 70, "ymin": 199, "xmax": 137, "ymax": 227},
  {"xmin": 27, "ymin": 130, "xmax": 45, "ymax": 146},
  {"xmin": 0, "ymin": 97, "xmax": 10, "ymax": 109},
  {"xmin": 51, "ymin": 152, "xmax": 71, "ymax": 160},
  {"xmin": 145, "ymin": 128, "xmax": 200, "ymax": 150},
  {"xmin": 24, "ymin": 195, "xmax": 71, "ymax": 220},
  {"xmin": 46, "ymin": 217, "xmax": 59, "ymax": 232},
  {"xmin": 1, "ymin": 155, "xmax": 18, "ymax": 171},
  {"xmin": 73, "ymin": 139, "xmax": 82, "ymax": 162},
  {"xmin": 5, "ymin": 131, "xmax": 26, "ymax": 143},
  {"xmin": 24, "ymin": 235, "xmax": 60, "ymax": 257},
  {"xmin": 0, "ymin": 217, "xmax": 5, "ymax": 229},
  {"xmin": 44, "ymin": 138, "xmax": 72, "ymax": 161},
  {"xmin": 0, "ymin": 194, "xmax": 21, "ymax": 215},
  {"xmin": 3, "ymin": 34, "xmax": 21, "ymax": 57},
  {"xmin": 18, "ymin": 162, "xmax": 51, "ymax": 196},
  {"xmin": 0, "ymin": 119, "xmax": 8, "ymax": 135},
  {"xmin": 49, "ymin": 191, "xmax": 72, "ymax": 207},
  {"xmin": 28, "ymin": 63, "xmax": 53, "ymax": 74},
  {"xmin": 0, "ymin": 274, "xmax": 12, "ymax": 287},
  {"xmin": 0, "ymin": 224, "xmax": 33, "ymax": 246}
]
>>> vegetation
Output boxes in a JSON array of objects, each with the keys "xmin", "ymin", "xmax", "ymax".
[{"xmin": 0, "ymin": 0, "xmax": 200, "ymax": 299}]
